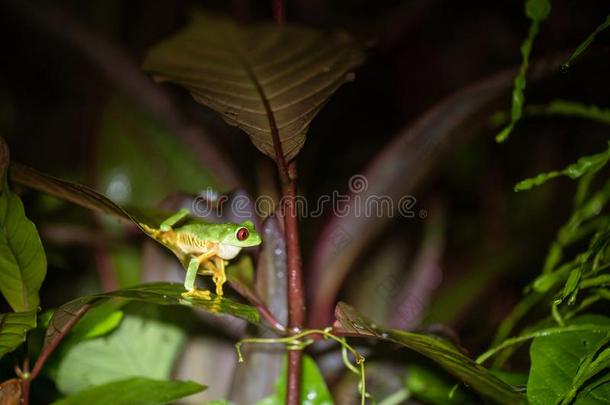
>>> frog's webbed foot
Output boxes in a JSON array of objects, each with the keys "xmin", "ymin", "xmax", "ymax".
[{"xmin": 181, "ymin": 288, "xmax": 211, "ymax": 300}]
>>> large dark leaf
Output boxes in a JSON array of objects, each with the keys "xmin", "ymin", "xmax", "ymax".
[
  {"xmin": 0, "ymin": 143, "xmax": 46, "ymax": 311},
  {"xmin": 334, "ymin": 303, "xmax": 523, "ymax": 404},
  {"xmin": 143, "ymin": 11, "xmax": 363, "ymax": 163},
  {"xmin": 51, "ymin": 377, "xmax": 205, "ymax": 405},
  {"xmin": 308, "ymin": 55, "xmax": 565, "ymax": 326},
  {"xmin": 0, "ymin": 311, "xmax": 37, "ymax": 358}
]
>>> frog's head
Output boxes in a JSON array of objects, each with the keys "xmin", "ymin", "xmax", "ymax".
[{"xmin": 222, "ymin": 220, "xmax": 262, "ymax": 247}]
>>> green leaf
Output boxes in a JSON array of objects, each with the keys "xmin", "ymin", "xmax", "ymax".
[
  {"xmin": 525, "ymin": 0, "xmax": 551, "ymax": 20},
  {"xmin": 525, "ymin": 100, "xmax": 610, "ymax": 126},
  {"xmin": 0, "ymin": 310, "xmax": 37, "ymax": 358},
  {"xmin": 0, "ymin": 170, "xmax": 47, "ymax": 312},
  {"xmin": 334, "ymin": 303, "xmax": 523, "ymax": 404},
  {"xmin": 70, "ymin": 307, "xmax": 124, "ymax": 341},
  {"xmin": 42, "ymin": 283, "xmax": 259, "ymax": 358},
  {"xmin": 527, "ymin": 316, "xmax": 610, "ymax": 404},
  {"xmin": 51, "ymin": 377, "xmax": 205, "ymax": 405},
  {"xmin": 496, "ymin": 0, "xmax": 550, "ymax": 142},
  {"xmin": 56, "ymin": 314, "xmax": 186, "ymax": 394},
  {"xmin": 143, "ymin": 11, "xmax": 363, "ymax": 163},
  {"xmin": 515, "ymin": 146, "xmax": 610, "ymax": 191},
  {"xmin": 564, "ymin": 14, "xmax": 610, "ymax": 68},
  {"xmin": 253, "ymin": 354, "xmax": 333, "ymax": 405}
]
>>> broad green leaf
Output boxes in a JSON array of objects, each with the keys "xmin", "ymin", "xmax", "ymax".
[
  {"xmin": 0, "ymin": 170, "xmax": 46, "ymax": 312},
  {"xmin": 143, "ymin": 11, "xmax": 363, "ymax": 162},
  {"xmin": 42, "ymin": 283, "xmax": 259, "ymax": 358},
  {"xmin": 527, "ymin": 316, "xmax": 610, "ymax": 404},
  {"xmin": 56, "ymin": 314, "xmax": 186, "ymax": 394},
  {"xmin": 515, "ymin": 146, "xmax": 610, "ymax": 191},
  {"xmin": 334, "ymin": 303, "xmax": 523, "ymax": 404},
  {"xmin": 253, "ymin": 354, "xmax": 333, "ymax": 405},
  {"xmin": 70, "ymin": 306, "xmax": 124, "ymax": 341},
  {"xmin": 51, "ymin": 377, "xmax": 205, "ymax": 405},
  {"xmin": 496, "ymin": 0, "xmax": 551, "ymax": 142},
  {"xmin": 564, "ymin": 14, "xmax": 610, "ymax": 68},
  {"xmin": 0, "ymin": 310, "xmax": 37, "ymax": 358}
]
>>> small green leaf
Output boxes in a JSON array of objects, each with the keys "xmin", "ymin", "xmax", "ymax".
[
  {"xmin": 496, "ymin": 0, "xmax": 550, "ymax": 142},
  {"xmin": 143, "ymin": 11, "xmax": 363, "ymax": 163},
  {"xmin": 253, "ymin": 354, "xmax": 334, "ymax": 405},
  {"xmin": 56, "ymin": 314, "xmax": 186, "ymax": 394},
  {"xmin": 525, "ymin": 100, "xmax": 610, "ymax": 126},
  {"xmin": 527, "ymin": 316, "xmax": 610, "ymax": 404},
  {"xmin": 334, "ymin": 303, "xmax": 523, "ymax": 404},
  {"xmin": 525, "ymin": 0, "xmax": 551, "ymax": 20},
  {"xmin": 564, "ymin": 14, "xmax": 610, "ymax": 68},
  {"xmin": 515, "ymin": 147, "xmax": 610, "ymax": 191},
  {"xmin": 561, "ymin": 268, "xmax": 582, "ymax": 304},
  {"xmin": 0, "ymin": 170, "xmax": 47, "ymax": 312},
  {"xmin": 0, "ymin": 310, "xmax": 37, "ymax": 358},
  {"xmin": 51, "ymin": 377, "xmax": 205, "ymax": 405}
]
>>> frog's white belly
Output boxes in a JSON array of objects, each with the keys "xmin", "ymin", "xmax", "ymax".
[{"xmin": 218, "ymin": 243, "xmax": 241, "ymax": 260}]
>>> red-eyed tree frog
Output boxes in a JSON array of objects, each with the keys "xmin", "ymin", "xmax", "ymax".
[{"xmin": 141, "ymin": 208, "xmax": 261, "ymax": 298}]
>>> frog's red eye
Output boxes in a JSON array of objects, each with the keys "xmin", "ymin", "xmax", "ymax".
[{"xmin": 236, "ymin": 227, "xmax": 249, "ymax": 241}]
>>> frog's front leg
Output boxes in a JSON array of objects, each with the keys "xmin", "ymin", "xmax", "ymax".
[{"xmin": 160, "ymin": 208, "xmax": 190, "ymax": 232}]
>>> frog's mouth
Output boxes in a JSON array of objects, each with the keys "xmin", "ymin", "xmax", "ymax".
[{"xmin": 218, "ymin": 243, "xmax": 241, "ymax": 260}]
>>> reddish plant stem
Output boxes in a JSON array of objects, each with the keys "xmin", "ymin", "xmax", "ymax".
[
  {"xmin": 281, "ymin": 164, "xmax": 305, "ymax": 405},
  {"xmin": 273, "ymin": 0, "xmax": 286, "ymax": 25},
  {"xmin": 268, "ymin": 1, "xmax": 303, "ymax": 404}
]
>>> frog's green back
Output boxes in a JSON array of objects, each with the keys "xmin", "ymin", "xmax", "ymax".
[{"xmin": 178, "ymin": 221, "xmax": 261, "ymax": 247}]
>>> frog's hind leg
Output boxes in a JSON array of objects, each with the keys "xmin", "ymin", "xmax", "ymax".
[
  {"xmin": 197, "ymin": 259, "xmax": 226, "ymax": 297},
  {"xmin": 211, "ymin": 257, "xmax": 227, "ymax": 297}
]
